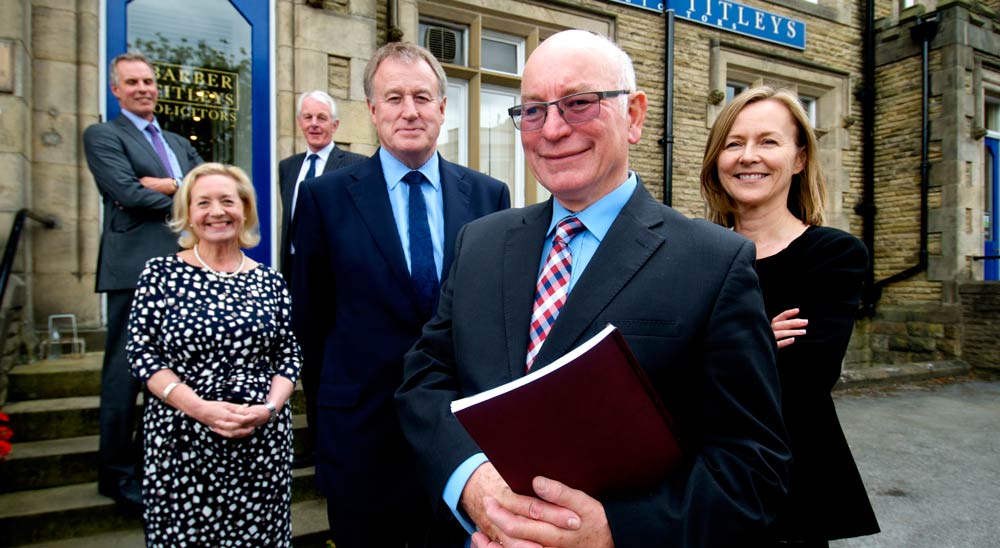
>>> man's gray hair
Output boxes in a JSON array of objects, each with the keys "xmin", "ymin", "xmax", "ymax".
[
  {"xmin": 109, "ymin": 52, "xmax": 156, "ymax": 88},
  {"xmin": 296, "ymin": 90, "xmax": 339, "ymax": 120},
  {"xmin": 363, "ymin": 41, "xmax": 448, "ymax": 102}
]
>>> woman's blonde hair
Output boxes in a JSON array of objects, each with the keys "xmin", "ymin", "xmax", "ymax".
[
  {"xmin": 169, "ymin": 162, "xmax": 261, "ymax": 249},
  {"xmin": 700, "ymin": 86, "xmax": 825, "ymax": 228}
]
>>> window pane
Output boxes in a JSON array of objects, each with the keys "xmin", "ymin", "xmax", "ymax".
[
  {"xmin": 483, "ymin": 38, "xmax": 518, "ymax": 74},
  {"xmin": 127, "ymin": 0, "xmax": 251, "ymax": 170},
  {"xmin": 726, "ymin": 83, "xmax": 747, "ymax": 102},
  {"xmin": 439, "ymin": 81, "xmax": 468, "ymax": 165},
  {"xmin": 480, "ymin": 88, "xmax": 520, "ymax": 200},
  {"xmin": 801, "ymin": 96, "xmax": 817, "ymax": 128},
  {"xmin": 986, "ymin": 99, "xmax": 1000, "ymax": 132}
]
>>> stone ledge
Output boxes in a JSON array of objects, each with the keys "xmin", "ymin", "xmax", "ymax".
[{"xmin": 836, "ymin": 360, "xmax": 971, "ymax": 390}]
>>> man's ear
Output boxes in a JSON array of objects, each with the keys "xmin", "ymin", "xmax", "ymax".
[{"xmin": 627, "ymin": 91, "xmax": 647, "ymax": 145}]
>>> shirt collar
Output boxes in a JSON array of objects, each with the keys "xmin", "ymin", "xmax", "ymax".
[
  {"xmin": 548, "ymin": 172, "xmax": 638, "ymax": 242},
  {"xmin": 121, "ymin": 108, "xmax": 160, "ymax": 133},
  {"xmin": 306, "ymin": 142, "xmax": 335, "ymax": 162},
  {"xmin": 380, "ymin": 148, "xmax": 441, "ymax": 191}
]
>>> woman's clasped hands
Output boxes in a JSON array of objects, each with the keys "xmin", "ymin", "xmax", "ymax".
[{"xmin": 194, "ymin": 400, "xmax": 271, "ymax": 438}]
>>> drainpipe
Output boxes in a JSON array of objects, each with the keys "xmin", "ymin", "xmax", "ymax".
[
  {"xmin": 661, "ymin": 10, "xmax": 674, "ymax": 206},
  {"xmin": 872, "ymin": 13, "xmax": 940, "ymax": 296},
  {"xmin": 857, "ymin": 0, "xmax": 877, "ymax": 315}
]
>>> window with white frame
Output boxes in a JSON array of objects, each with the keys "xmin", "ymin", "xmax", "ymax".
[
  {"xmin": 418, "ymin": 16, "xmax": 532, "ymax": 204},
  {"xmin": 417, "ymin": 1, "xmax": 614, "ymax": 205},
  {"xmin": 482, "ymin": 30, "xmax": 524, "ymax": 76},
  {"xmin": 800, "ymin": 95, "xmax": 818, "ymax": 128},
  {"xmin": 480, "ymin": 85, "xmax": 524, "ymax": 205},
  {"xmin": 439, "ymin": 80, "xmax": 469, "ymax": 166},
  {"xmin": 726, "ymin": 82, "xmax": 748, "ymax": 103},
  {"xmin": 986, "ymin": 96, "xmax": 1000, "ymax": 134}
]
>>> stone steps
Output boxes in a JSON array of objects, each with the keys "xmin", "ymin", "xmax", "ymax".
[
  {"xmin": 0, "ymin": 352, "xmax": 325, "ymax": 546},
  {"xmin": 7, "ymin": 354, "xmax": 104, "ymax": 401},
  {"xmin": 0, "ymin": 484, "xmax": 328, "ymax": 547}
]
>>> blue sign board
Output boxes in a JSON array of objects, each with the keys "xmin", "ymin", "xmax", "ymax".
[{"xmin": 666, "ymin": 0, "xmax": 806, "ymax": 50}]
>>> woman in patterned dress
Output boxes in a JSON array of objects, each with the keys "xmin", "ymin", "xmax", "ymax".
[{"xmin": 127, "ymin": 162, "xmax": 302, "ymax": 547}]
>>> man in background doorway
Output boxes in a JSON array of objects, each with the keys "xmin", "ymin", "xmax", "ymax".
[
  {"xmin": 278, "ymin": 90, "xmax": 366, "ymax": 468},
  {"xmin": 83, "ymin": 51, "xmax": 203, "ymax": 511}
]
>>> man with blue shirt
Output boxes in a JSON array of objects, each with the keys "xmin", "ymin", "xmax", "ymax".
[
  {"xmin": 396, "ymin": 30, "xmax": 790, "ymax": 547},
  {"xmin": 83, "ymin": 51, "xmax": 203, "ymax": 511},
  {"xmin": 289, "ymin": 41, "xmax": 509, "ymax": 548}
]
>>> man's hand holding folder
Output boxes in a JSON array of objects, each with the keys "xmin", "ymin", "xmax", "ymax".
[{"xmin": 451, "ymin": 324, "xmax": 683, "ymax": 498}]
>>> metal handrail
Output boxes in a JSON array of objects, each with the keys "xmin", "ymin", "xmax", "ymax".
[
  {"xmin": 972, "ymin": 255, "xmax": 1000, "ymax": 261},
  {"xmin": 0, "ymin": 209, "xmax": 59, "ymax": 307}
]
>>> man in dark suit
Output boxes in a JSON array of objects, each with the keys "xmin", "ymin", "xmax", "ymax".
[
  {"xmin": 278, "ymin": 90, "xmax": 365, "ymax": 468},
  {"xmin": 395, "ymin": 30, "xmax": 791, "ymax": 547},
  {"xmin": 290, "ymin": 42, "xmax": 510, "ymax": 548},
  {"xmin": 83, "ymin": 52, "xmax": 203, "ymax": 509},
  {"xmin": 278, "ymin": 89, "xmax": 366, "ymax": 280}
]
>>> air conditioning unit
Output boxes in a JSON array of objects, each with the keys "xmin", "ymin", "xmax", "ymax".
[{"xmin": 424, "ymin": 25, "xmax": 459, "ymax": 64}]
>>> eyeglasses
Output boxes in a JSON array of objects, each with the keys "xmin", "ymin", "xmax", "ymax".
[{"xmin": 508, "ymin": 90, "xmax": 631, "ymax": 131}]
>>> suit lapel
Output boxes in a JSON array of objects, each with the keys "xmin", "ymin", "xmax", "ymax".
[
  {"xmin": 530, "ymin": 183, "xmax": 665, "ymax": 370},
  {"xmin": 324, "ymin": 147, "xmax": 344, "ymax": 174},
  {"xmin": 439, "ymin": 157, "xmax": 473, "ymax": 281},
  {"xmin": 502, "ymin": 202, "xmax": 553, "ymax": 379},
  {"xmin": 114, "ymin": 116, "xmax": 168, "ymax": 176},
  {"xmin": 344, "ymin": 156, "xmax": 423, "ymax": 312},
  {"xmin": 280, "ymin": 153, "xmax": 306, "ymax": 260}
]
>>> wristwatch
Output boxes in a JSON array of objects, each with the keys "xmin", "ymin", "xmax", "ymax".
[{"xmin": 264, "ymin": 401, "xmax": 277, "ymax": 424}]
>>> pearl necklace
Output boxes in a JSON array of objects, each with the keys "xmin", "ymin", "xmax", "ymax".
[{"xmin": 193, "ymin": 244, "xmax": 246, "ymax": 279}]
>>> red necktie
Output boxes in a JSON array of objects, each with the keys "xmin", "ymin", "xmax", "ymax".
[{"xmin": 526, "ymin": 216, "xmax": 586, "ymax": 371}]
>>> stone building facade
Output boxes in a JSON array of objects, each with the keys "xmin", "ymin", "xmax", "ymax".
[{"xmin": 0, "ymin": 0, "xmax": 997, "ymax": 374}]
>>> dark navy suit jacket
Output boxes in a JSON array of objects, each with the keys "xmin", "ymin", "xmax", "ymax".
[{"xmin": 290, "ymin": 151, "xmax": 510, "ymax": 512}]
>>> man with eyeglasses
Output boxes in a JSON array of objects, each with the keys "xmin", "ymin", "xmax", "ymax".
[{"xmin": 396, "ymin": 30, "xmax": 790, "ymax": 547}]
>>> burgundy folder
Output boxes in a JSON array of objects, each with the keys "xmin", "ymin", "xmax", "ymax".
[{"xmin": 451, "ymin": 324, "xmax": 683, "ymax": 498}]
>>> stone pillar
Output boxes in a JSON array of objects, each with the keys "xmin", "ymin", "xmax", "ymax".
[
  {"xmin": 31, "ymin": 1, "xmax": 102, "ymax": 332},
  {"xmin": 0, "ymin": 0, "xmax": 33, "ymax": 327}
]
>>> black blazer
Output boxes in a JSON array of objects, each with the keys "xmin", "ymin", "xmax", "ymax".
[
  {"xmin": 290, "ymin": 152, "xmax": 510, "ymax": 510},
  {"xmin": 83, "ymin": 115, "xmax": 203, "ymax": 292},
  {"xmin": 278, "ymin": 146, "xmax": 367, "ymax": 278},
  {"xmin": 396, "ymin": 182, "xmax": 792, "ymax": 547},
  {"xmin": 757, "ymin": 226, "xmax": 879, "ymax": 541}
]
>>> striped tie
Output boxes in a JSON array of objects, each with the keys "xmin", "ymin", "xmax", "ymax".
[{"xmin": 526, "ymin": 216, "xmax": 586, "ymax": 371}]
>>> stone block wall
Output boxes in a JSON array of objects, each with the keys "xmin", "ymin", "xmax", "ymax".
[
  {"xmin": 959, "ymin": 282, "xmax": 1000, "ymax": 372},
  {"xmin": 869, "ymin": 303, "xmax": 962, "ymax": 365}
]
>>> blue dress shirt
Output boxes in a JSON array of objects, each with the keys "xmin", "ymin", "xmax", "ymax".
[
  {"xmin": 120, "ymin": 109, "xmax": 184, "ymax": 181},
  {"xmin": 442, "ymin": 172, "xmax": 639, "ymax": 536},
  {"xmin": 380, "ymin": 148, "xmax": 445, "ymax": 278}
]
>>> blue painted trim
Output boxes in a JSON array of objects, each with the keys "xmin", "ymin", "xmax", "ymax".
[
  {"xmin": 986, "ymin": 138, "xmax": 999, "ymax": 280},
  {"xmin": 605, "ymin": 0, "xmax": 663, "ymax": 13},
  {"xmin": 105, "ymin": 1, "xmax": 273, "ymax": 267}
]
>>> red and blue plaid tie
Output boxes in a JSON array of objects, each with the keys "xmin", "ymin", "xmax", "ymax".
[{"xmin": 526, "ymin": 216, "xmax": 586, "ymax": 371}]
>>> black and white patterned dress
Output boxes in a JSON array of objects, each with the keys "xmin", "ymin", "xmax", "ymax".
[{"xmin": 127, "ymin": 255, "xmax": 302, "ymax": 548}]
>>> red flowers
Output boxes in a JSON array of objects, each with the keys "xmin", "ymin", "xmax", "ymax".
[{"xmin": 0, "ymin": 411, "xmax": 13, "ymax": 461}]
